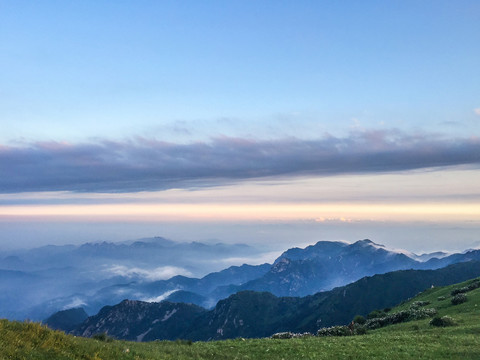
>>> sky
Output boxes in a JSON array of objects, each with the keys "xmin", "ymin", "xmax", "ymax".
[{"xmin": 0, "ymin": 1, "xmax": 479, "ymax": 253}]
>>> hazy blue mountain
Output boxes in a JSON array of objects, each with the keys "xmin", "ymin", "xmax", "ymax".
[
  {"xmin": 69, "ymin": 261, "xmax": 480, "ymax": 341},
  {"xmin": 44, "ymin": 308, "xmax": 88, "ymax": 332},
  {"xmin": 230, "ymin": 240, "xmax": 480, "ymax": 298},
  {"xmin": 228, "ymin": 239, "xmax": 417, "ymax": 296},
  {"xmin": 68, "ymin": 263, "xmax": 271, "ymax": 314},
  {"xmin": 134, "ymin": 239, "xmax": 457, "ymax": 307},
  {"xmin": 1, "ymin": 237, "xmax": 259, "ymax": 276},
  {"xmin": 274, "ymin": 240, "xmax": 350, "ymax": 262},
  {"xmin": 137, "ymin": 263, "xmax": 272, "ymax": 298},
  {"xmin": 410, "ymin": 251, "xmax": 450, "ymax": 262},
  {"xmin": 420, "ymin": 249, "xmax": 480, "ymax": 270},
  {"xmin": 163, "ymin": 290, "xmax": 208, "ymax": 305},
  {"xmin": 0, "ymin": 269, "xmax": 44, "ymax": 319},
  {"xmin": 0, "ymin": 238, "xmax": 263, "ymax": 320}
]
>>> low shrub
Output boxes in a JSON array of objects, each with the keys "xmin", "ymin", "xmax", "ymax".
[
  {"xmin": 317, "ymin": 326, "xmax": 352, "ymax": 337},
  {"xmin": 365, "ymin": 311, "xmax": 409, "ymax": 330},
  {"xmin": 271, "ymin": 332, "xmax": 294, "ymax": 339},
  {"xmin": 295, "ymin": 332, "xmax": 314, "ymax": 338},
  {"xmin": 364, "ymin": 307, "xmax": 437, "ymax": 330},
  {"xmin": 367, "ymin": 309, "xmax": 386, "ymax": 319},
  {"xmin": 353, "ymin": 324, "xmax": 367, "ymax": 335},
  {"xmin": 353, "ymin": 315, "xmax": 366, "ymax": 325},
  {"xmin": 316, "ymin": 321, "xmax": 368, "ymax": 337},
  {"xmin": 175, "ymin": 339, "xmax": 193, "ymax": 345},
  {"xmin": 451, "ymin": 293, "xmax": 467, "ymax": 305},
  {"xmin": 450, "ymin": 279, "xmax": 480, "ymax": 296},
  {"xmin": 411, "ymin": 301, "xmax": 430, "ymax": 308},
  {"xmin": 437, "ymin": 296, "xmax": 446, "ymax": 301},
  {"xmin": 409, "ymin": 307, "xmax": 437, "ymax": 320},
  {"xmin": 430, "ymin": 316, "xmax": 456, "ymax": 327},
  {"xmin": 271, "ymin": 332, "xmax": 313, "ymax": 339},
  {"xmin": 92, "ymin": 332, "xmax": 113, "ymax": 342}
]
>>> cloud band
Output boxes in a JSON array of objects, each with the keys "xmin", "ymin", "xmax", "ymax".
[{"xmin": 1, "ymin": 129, "xmax": 479, "ymax": 193}]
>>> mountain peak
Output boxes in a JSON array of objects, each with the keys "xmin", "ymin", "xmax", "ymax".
[{"xmin": 353, "ymin": 239, "xmax": 383, "ymax": 247}]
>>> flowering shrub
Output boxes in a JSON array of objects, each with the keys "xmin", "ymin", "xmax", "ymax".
[
  {"xmin": 271, "ymin": 332, "xmax": 313, "ymax": 339},
  {"xmin": 410, "ymin": 301, "xmax": 430, "ymax": 308},
  {"xmin": 316, "ymin": 323, "xmax": 367, "ymax": 337},
  {"xmin": 450, "ymin": 279, "xmax": 480, "ymax": 296},
  {"xmin": 353, "ymin": 315, "xmax": 366, "ymax": 325},
  {"xmin": 271, "ymin": 332, "xmax": 294, "ymax": 339},
  {"xmin": 316, "ymin": 326, "xmax": 352, "ymax": 337},
  {"xmin": 430, "ymin": 316, "xmax": 456, "ymax": 327},
  {"xmin": 367, "ymin": 309, "xmax": 387, "ymax": 319},
  {"xmin": 295, "ymin": 332, "xmax": 314, "ymax": 338},
  {"xmin": 364, "ymin": 307, "xmax": 437, "ymax": 330},
  {"xmin": 353, "ymin": 324, "xmax": 367, "ymax": 335},
  {"xmin": 408, "ymin": 307, "xmax": 437, "ymax": 320},
  {"xmin": 451, "ymin": 293, "xmax": 467, "ymax": 305}
]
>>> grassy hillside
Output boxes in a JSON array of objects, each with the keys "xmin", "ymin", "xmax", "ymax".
[
  {"xmin": 368, "ymin": 276, "xmax": 480, "ymax": 335},
  {"xmin": 2, "ymin": 277, "xmax": 480, "ymax": 359}
]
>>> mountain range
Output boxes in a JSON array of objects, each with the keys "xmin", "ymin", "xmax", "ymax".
[
  {"xmin": 3, "ymin": 237, "xmax": 480, "ymax": 322},
  {"xmin": 71, "ymin": 260, "xmax": 480, "ymax": 341},
  {"xmin": 88, "ymin": 239, "xmax": 480, "ymax": 311}
]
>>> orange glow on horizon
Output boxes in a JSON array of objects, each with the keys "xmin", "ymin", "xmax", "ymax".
[{"xmin": 0, "ymin": 202, "xmax": 479, "ymax": 222}]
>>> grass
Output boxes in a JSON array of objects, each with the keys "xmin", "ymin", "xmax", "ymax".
[{"xmin": 2, "ymin": 278, "xmax": 480, "ymax": 360}]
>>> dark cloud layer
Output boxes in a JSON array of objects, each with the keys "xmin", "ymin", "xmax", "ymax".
[{"xmin": 1, "ymin": 130, "xmax": 479, "ymax": 193}]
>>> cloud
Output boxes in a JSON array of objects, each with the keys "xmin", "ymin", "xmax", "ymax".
[
  {"xmin": 1, "ymin": 129, "xmax": 480, "ymax": 193},
  {"xmin": 141, "ymin": 290, "xmax": 179, "ymax": 303},
  {"xmin": 106, "ymin": 265, "xmax": 192, "ymax": 281},
  {"xmin": 475, "ymin": 108, "xmax": 480, "ymax": 116},
  {"xmin": 214, "ymin": 251, "xmax": 284, "ymax": 266},
  {"xmin": 62, "ymin": 297, "xmax": 87, "ymax": 310}
]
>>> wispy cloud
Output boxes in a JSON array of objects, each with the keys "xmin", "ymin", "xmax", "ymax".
[
  {"xmin": 106, "ymin": 265, "xmax": 192, "ymax": 281},
  {"xmin": 1, "ymin": 129, "xmax": 479, "ymax": 193},
  {"xmin": 213, "ymin": 251, "xmax": 283, "ymax": 266},
  {"xmin": 61, "ymin": 297, "xmax": 87, "ymax": 310},
  {"xmin": 141, "ymin": 290, "xmax": 180, "ymax": 303}
]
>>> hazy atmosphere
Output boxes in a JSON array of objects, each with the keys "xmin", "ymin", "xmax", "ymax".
[{"xmin": 1, "ymin": 1, "xmax": 479, "ymax": 254}]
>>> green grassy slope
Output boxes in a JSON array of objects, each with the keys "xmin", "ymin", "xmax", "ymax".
[
  {"xmin": 2, "ymin": 277, "xmax": 480, "ymax": 360},
  {"xmin": 370, "ymin": 276, "xmax": 480, "ymax": 334}
]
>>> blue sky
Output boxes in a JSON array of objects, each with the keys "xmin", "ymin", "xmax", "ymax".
[
  {"xmin": 0, "ymin": 1, "xmax": 479, "ymax": 252},
  {"xmin": 2, "ymin": 0, "xmax": 479, "ymax": 142}
]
